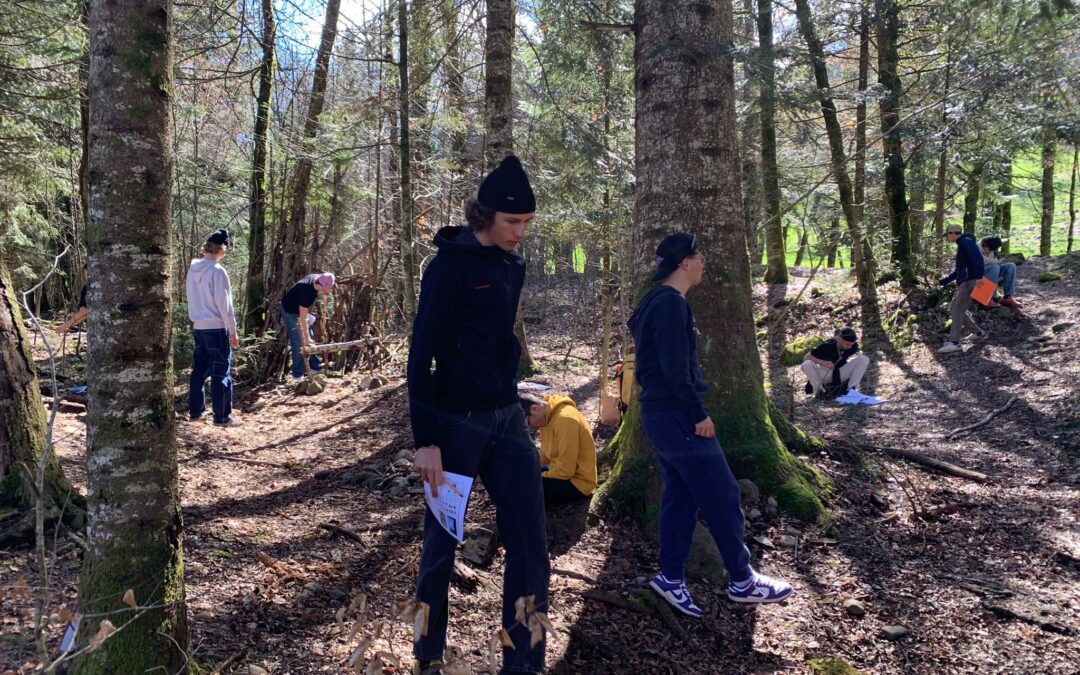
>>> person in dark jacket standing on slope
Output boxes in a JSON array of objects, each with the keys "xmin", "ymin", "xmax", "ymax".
[
  {"xmin": 628, "ymin": 233, "xmax": 793, "ymax": 618},
  {"xmin": 407, "ymin": 155, "xmax": 548, "ymax": 675},
  {"xmin": 938, "ymin": 224, "xmax": 988, "ymax": 354}
]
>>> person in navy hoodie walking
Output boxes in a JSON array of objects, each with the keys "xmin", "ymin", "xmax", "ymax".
[
  {"xmin": 628, "ymin": 233, "xmax": 793, "ymax": 617},
  {"xmin": 937, "ymin": 223, "xmax": 988, "ymax": 354},
  {"xmin": 407, "ymin": 155, "xmax": 548, "ymax": 674}
]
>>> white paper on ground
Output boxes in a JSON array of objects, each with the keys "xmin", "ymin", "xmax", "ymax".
[
  {"xmin": 517, "ymin": 381, "xmax": 552, "ymax": 391},
  {"xmin": 424, "ymin": 471, "xmax": 475, "ymax": 542},
  {"xmin": 835, "ymin": 391, "xmax": 888, "ymax": 406}
]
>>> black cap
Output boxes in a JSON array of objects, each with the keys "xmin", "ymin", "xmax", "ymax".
[
  {"xmin": 478, "ymin": 155, "xmax": 536, "ymax": 214},
  {"xmin": 837, "ymin": 327, "xmax": 858, "ymax": 342},
  {"xmin": 206, "ymin": 228, "xmax": 231, "ymax": 247},
  {"xmin": 653, "ymin": 233, "xmax": 698, "ymax": 281}
]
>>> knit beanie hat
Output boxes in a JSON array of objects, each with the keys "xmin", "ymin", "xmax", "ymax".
[
  {"xmin": 316, "ymin": 273, "xmax": 335, "ymax": 289},
  {"xmin": 837, "ymin": 327, "xmax": 858, "ymax": 342},
  {"xmin": 206, "ymin": 228, "xmax": 231, "ymax": 247},
  {"xmin": 478, "ymin": 155, "xmax": 536, "ymax": 214}
]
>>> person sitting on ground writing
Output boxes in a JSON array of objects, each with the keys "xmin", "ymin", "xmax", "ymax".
[
  {"xmin": 628, "ymin": 232, "xmax": 793, "ymax": 618},
  {"xmin": 280, "ymin": 272, "xmax": 334, "ymax": 379},
  {"xmin": 938, "ymin": 224, "xmax": 987, "ymax": 354},
  {"xmin": 407, "ymin": 155, "xmax": 548, "ymax": 675},
  {"xmin": 522, "ymin": 394, "xmax": 597, "ymax": 507},
  {"xmin": 980, "ymin": 236, "xmax": 1023, "ymax": 309},
  {"xmin": 801, "ymin": 327, "xmax": 869, "ymax": 399},
  {"xmin": 186, "ymin": 228, "xmax": 241, "ymax": 426}
]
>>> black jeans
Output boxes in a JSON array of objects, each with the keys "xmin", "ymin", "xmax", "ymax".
[
  {"xmin": 542, "ymin": 478, "xmax": 590, "ymax": 508},
  {"xmin": 414, "ymin": 403, "xmax": 549, "ymax": 673}
]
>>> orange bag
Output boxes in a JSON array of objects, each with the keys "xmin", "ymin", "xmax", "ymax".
[{"xmin": 971, "ymin": 277, "xmax": 998, "ymax": 306}]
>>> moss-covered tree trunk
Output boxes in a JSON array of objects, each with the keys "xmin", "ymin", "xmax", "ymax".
[
  {"xmin": 75, "ymin": 0, "xmax": 187, "ymax": 669},
  {"xmin": 597, "ymin": 0, "xmax": 828, "ymax": 554},
  {"xmin": 0, "ymin": 260, "xmax": 76, "ymax": 520},
  {"xmin": 757, "ymin": 0, "xmax": 787, "ymax": 284},
  {"xmin": 243, "ymin": 0, "xmax": 275, "ymax": 336}
]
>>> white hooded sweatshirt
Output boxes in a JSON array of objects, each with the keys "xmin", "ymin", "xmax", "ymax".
[{"xmin": 185, "ymin": 257, "xmax": 237, "ymax": 336}]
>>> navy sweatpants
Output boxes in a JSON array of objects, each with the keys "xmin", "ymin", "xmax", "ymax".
[{"xmin": 641, "ymin": 408, "xmax": 752, "ymax": 584}]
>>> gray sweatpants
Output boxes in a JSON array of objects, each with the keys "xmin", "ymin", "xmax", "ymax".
[{"xmin": 949, "ymin": 279, "xmax": 980, "ymax": 343}]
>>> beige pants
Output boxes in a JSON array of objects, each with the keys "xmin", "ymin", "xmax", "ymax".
[{"xmin": 801, "ymin": 354, "xmax": 870, "ymax": 393}]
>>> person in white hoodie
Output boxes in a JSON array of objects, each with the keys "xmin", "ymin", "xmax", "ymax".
[{"xmin": 186, "ymin": 229, "xmax": 241, "ymax": 426}]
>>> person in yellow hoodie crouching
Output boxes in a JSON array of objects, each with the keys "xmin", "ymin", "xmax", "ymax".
[{"xmin": 522, "ymin": 394, "xmax": 598, "ymax": 507}]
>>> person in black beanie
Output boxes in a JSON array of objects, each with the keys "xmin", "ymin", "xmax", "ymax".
[{"xmin": 407, "ymin": 155, "xmax": 548, "ymax": 675}]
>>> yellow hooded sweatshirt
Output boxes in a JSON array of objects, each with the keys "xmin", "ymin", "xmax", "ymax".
[{"xmin": 539, "ymin": 395, "xmax": 597, "ymax": 496}]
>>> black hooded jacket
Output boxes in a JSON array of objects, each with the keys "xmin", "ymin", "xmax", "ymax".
[
  {"xmin": 627, "ymin": 285, "xmax": 709, "ymax": 423},
  {"xmin": 407, "ymin": 226, "xmax": 525, "ymax": 448}
]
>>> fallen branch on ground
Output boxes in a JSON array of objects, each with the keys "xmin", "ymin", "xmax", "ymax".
[
  {"xmin": 829, "ymin": 437, "xmax": 989, "ymax": 482},
  {"xmin": 319, "ymin": 522, "xmax": 368, "ymax": 548},
  {"xmin": 947, "ymin": 396, "xmax": 1018, "ymax": 440},
  {"xmin": 581, "ymin": 589, "xmax": 688, "ymax": 642}
]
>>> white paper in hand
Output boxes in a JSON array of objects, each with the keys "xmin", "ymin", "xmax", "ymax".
[{"xmin": 424, "ymin": 471, "xmax": 474, "ymax": 542}]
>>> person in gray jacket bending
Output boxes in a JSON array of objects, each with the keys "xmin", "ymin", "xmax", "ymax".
[{"xmin": 185, "ymin": 229, "xmax": 241, "ymax": 426}]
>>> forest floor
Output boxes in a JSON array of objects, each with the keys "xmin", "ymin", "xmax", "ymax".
[{"xmin": 3, "ymin": 253, "xmax": 1079, "ymax": 674}]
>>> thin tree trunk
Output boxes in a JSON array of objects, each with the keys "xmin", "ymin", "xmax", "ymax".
[
  {"xmin": 283, "ymin": 0, "xmax": 341, "ymax": 286},
  {"xmin": 1040, "ymin": 96, "xmax": 1056, "ymax": 256},
  {"xmin": 793, "ymin": 226, "xmax": 809, "ymax": 266},
  {"xmin": 877, "ymin": 0, "xmax": 914, "ymax": 286},
  {"xmin": 758, "ymin": 0, "xmax": 787, "ymax": 284},
  {"xmin": 399, "ymin": 0, "xmax": 417, "ymax": 323},
  {"xmin": 244, "ymin": 0, "xmax": 275, "ymax": 336},
  {"xmin": 793, "ymin": 0, "xmax": 877, "ymax": 309},
  {"xmin": 484, "ymin": 0, "xmax": 514, "ymax": 165},
  {"xmin": 854, "ymin": 1, "xmax": 870, "ymax": 275},
  {"xmin": 1069, "ymin": 145, "xmax": 1077, "ymax": 253},
  {"xmin": 600, "ymin": 0, "xmax": 828, "ymax": 551},
  {"xmin": 76, "ymin": 0, "xmax": 187, "ymax": 667},
  {"xmin": 827, "ymin": 218, "xmax": 839, "ymax": 268},
  {"xmin": 962, "ymin": 162, "xmax": 983, "ymax": 234}
]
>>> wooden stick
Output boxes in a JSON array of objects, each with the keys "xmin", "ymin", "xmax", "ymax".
[
  {"xmin": 947, "ymin": 395, "xmax": 1018, "ymax": 439},
  {"xmin": 319, "ymin": 522, "xmax": 369, "ymax": 548},
  {"xmin": 873, "ymin": 445, "xmax": 989, "ymax": 482},
  {"xmin": 301, "ymin": 337, "xmax": 381, "ymax": 356}
]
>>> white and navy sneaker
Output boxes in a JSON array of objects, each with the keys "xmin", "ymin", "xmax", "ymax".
[
  {"xmin": 649, "ymin": 573, "xmax": 703, "ymax": 618},
  {"xmin": 727, "ymin": 570, "xmax": 793, "ymax": 604},
  {"xmin": 937, "ymin": 341, "xmax": 963, "ymax": 354}
]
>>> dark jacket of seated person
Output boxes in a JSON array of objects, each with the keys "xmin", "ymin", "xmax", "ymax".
[{"xmin": 525, "ymin": 395, "xmax": 597, "ymax": 505}]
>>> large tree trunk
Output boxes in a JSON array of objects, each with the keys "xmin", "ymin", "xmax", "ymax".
[
  {"xmin": 793, "ymin": 0, "xmax": 878, "ymax": 313},
  {"xmin": 399, "ymin": 0, "xmax": 417, "ymax": 323},
  {"xmin": 0, "ymin": 261, "xmax": 76, "ymax": 518},
  {"xmin": 757, "ymin": 0, "xmax": 788, "ymax": 284},
  {"xmin": 75, "ymin": 0, "xmax": 188, "ymax": 669},
  {"xmin": 599, "ymin": 0, "xmax": 828, "ymax": 558},
  {"xmin": 877, "ymin": 0, "xmax": 914, "ymax": 286},
  {"xmin": 244, "ymin": 0, "xmax": 275, "ymax": 336},
  {"xmin": 1040, "ymin": 100, "xmax": 1056, "ymax": 257}
]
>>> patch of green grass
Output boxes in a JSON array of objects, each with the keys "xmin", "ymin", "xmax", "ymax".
[
  {"xmin": 1038, "ymin": 272, "xmax": 1063, "ymax": 282},
  {"xmin": 808, "ymin": 656, "xmax": 861, "ymax": 675},
  {"xmin": 209, "ymin": 549, "xmax": 235, "ymax": 560}
]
